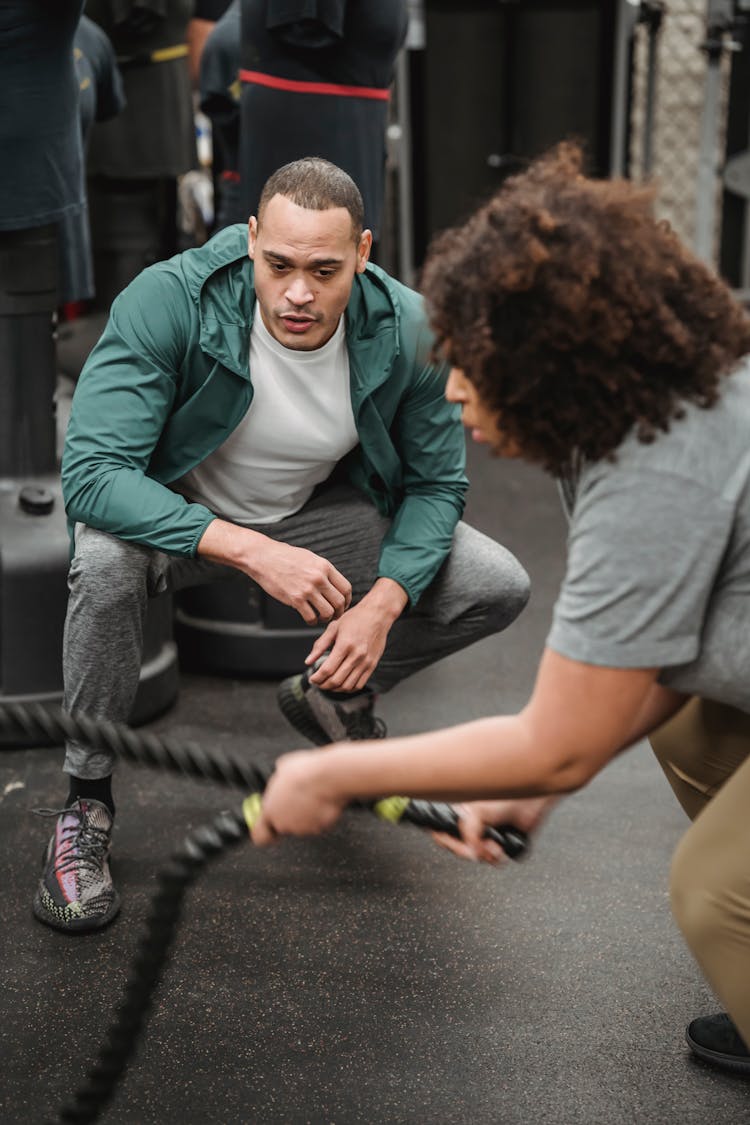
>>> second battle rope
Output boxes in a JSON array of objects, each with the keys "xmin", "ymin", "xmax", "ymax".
[
  {"xmin": 54, "ymin": 811, "xmax": 248, "ymax": 1125},
  {"xmin": 1, "ymin": 702, "xmax": 529, "ymax": 856}
]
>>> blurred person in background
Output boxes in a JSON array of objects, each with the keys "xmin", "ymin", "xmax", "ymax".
[
  {"xmin": 188, "ymin": 0, "xmax": 232, "ymax": 87},
  {"xmin": 0, "ymin": 2, "xmax": 85, "ymax": 293},
  {"xmin": 84, "ymin": 0, "xmax": 198, "ymax": 306},
  {"xmin": 238, "ymin": 1, "xmax": 407, "ymax": 250},
  {"xmin": 199, "ymin": 0, "xmax": 241, "ymax": 231},
  {"xmin": 60, "ymin": 14, "xmax": 126, "ymax": 316}
]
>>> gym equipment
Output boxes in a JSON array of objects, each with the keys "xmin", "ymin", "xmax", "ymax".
[
  {"xmin": 636, "ymin": 1, "xmax": 665, "ymax": 180},
  {"xmin": 0, "ymin": 225, "xmax": 178, "ymax": 744},
  {"xmin": 86, "ymin": 177, "xmax": 179, "ymax": 313},
  {"xmin": 0, "ymin": 701, "xmax": 526, "ymax": 1125},
  {"xmin": 695, "ymin": 0, "xmax": 744, "ymax": 266},
  {"xmin": 0, "ymin": 226, "xmax": 69, "ymax": 722},
  {"xmin": 716, "ymin": 1, "xmax": 750, "ymax": 289},
  {"xmin": 174, "ymin": 573, "xmax": 321, "ymax": 677},
  {"xmin": 400, "ymin": 0, "xmax": 639, "ymax": 268}
]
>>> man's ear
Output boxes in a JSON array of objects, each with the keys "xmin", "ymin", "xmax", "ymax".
[
  {"xmin": 247, "ymin": 216, "xmax": 258, "ymax": 259},
  {"xmin": 356, "ymin": 229, "xmax": 373, "ymax": 274}
]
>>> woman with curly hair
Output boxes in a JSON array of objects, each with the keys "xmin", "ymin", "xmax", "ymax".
[{"xmin": 252, "ymin": 143, "xmax": 750, "ymax": 1073}]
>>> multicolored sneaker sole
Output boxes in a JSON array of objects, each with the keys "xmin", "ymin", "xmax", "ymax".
[{"xmin": 33, "ymin": 799, "xmax": 120, "ymax": 933}]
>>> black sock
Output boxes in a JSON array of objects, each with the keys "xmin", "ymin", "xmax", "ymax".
[{"xmin": 67, "ymin": 775, "xmax": 115, "ymax": 817}]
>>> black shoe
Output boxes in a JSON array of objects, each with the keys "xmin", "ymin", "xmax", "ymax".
[
  {"xmin": 686, "ymin": 1013, "xmax": 750, "ymax": 1075},
  {"xmin": 277, "ymin": 672, "xmax": 387, "ymax": 746}
]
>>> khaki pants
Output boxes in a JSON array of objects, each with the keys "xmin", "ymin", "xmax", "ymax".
[{"xmin": 650, "ymin": 698, "xmax": 750, "ymax": 1044}]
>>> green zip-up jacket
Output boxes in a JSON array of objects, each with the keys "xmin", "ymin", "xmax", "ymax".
[{"xmin": 62, "ymin": 224, "xmax": 468, "ymax": 605}]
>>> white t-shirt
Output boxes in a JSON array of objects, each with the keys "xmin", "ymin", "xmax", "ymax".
[{"xmin": 178, "ymin": 312, "xmax": 358, "ymax": 525}]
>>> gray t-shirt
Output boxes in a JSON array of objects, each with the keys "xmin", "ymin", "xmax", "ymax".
[{"xmin": 548, "ymin": 357, "xmax": 750, "ymax": 713}]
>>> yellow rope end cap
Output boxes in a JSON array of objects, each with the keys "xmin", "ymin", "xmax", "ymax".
[
  {"xmin": 373, "ymin": 795, "xmax": 410, "ymax": 823},
  {"xmin": 242, "ymin": 792, "xmax": 263, "ymax": 831}
]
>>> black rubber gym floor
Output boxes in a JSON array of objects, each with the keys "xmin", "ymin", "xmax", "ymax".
[{"xmin": 2, "ymin": 443, "xmax": 749, "ymax": 1124}]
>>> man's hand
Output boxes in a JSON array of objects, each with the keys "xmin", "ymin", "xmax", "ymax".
[
  {"xmin": 247, "ymin": 538, "xmax": 352, "ymax": 624},
  {"xmin": 305, "ymin": 578, "xmax": 408, "ymax": 691},
  {"xmin": 197, "ymin": 519, "xmax": 351, "ymax": 624},
  {"xmin": 251, "ymin": 749, "xmax": 349, "ymax": 843},
  {"xmin": 431, "ymin": 795, "xmax": 559, "ymax": 865}
]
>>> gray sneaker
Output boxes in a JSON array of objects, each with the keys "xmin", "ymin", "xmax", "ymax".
[
  {"xmin": 277, "ymin": 672, "xmax": 387, "ymax": 746},
  {"xmin": 33, "ymin": 799, "xmax": 120, "ymax": 933}
]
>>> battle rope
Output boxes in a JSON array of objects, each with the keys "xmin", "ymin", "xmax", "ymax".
[
  {"xmin": 2, "ymin": 702, "xmax": 269, "ymax": 793},
  {"xmin": 54, "ymin": 810, "xmax": 248, "ymax": 1125},
  {"xmin": 0, "ymin": 702, "xmax": 527, "ymax": 1124}
]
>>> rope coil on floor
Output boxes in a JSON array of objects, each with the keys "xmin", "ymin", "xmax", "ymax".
[{"xmin": 0, "ymin": 702, "xmax": 527, "ymax": 1123}]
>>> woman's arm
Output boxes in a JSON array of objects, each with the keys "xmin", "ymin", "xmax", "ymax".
[
  {"xmin": 619, "ymin": 678, "xmax": 687, "ymax": 746},
  {"xmin": 252, "ymin": 649, "xmax": 678, "ymax": 842},
  {"xmin": 432, "ymin": 675, "xmax": 688, "ymax": 863}
]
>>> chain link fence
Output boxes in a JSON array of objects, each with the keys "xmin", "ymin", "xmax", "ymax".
[{"xmin": 629, "ymin": 0, "xmax": 731, "ymax": 260}]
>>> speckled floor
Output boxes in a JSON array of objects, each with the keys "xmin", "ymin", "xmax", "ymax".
[{"xmin": 2, "ymin": 443, "xmax": 748, "ymax": 1124}]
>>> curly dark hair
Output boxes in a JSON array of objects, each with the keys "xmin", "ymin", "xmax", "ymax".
[{"xmin": 420, "ymin": 142, "xmax": 750, "ymax": 474}]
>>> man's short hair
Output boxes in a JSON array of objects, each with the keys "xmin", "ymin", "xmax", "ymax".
[{"xmin": 257, "ymin": 157, "xmax": 364, "ymax": 239}]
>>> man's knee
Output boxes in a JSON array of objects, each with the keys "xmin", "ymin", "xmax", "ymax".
[
  {"xmin": 436, "ymin": 524, "xmax": 531, "ymax": 629},
  {"xmin": 486, "ymin": 550, "xmax": 531, "ymax": 628},
  {"xmin": 68, "ymin": 527, "xmax": 154, "ymax": 608},
  {"xmin": 467, "ymin": 537, "xmax": 530, "ymax": 629}
]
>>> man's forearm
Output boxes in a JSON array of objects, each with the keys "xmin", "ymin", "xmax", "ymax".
[
  {"xmin": 63, "ymin": 465, "xmax": 217, "ymax": 558},
  {"xmin": 198, "ymin": 519, "xmax": 352, "ymax": 624},
  {"xmin": 357, "ymin": 576, "xmax": 409, "ymax": 625},
  {"xmin": 196, "ymin": 517, "xmax": 269, "ymax": 572}
]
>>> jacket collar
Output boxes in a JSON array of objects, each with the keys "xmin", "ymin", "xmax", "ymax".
[{"xmin": 189, "ymin": 226, "xmax": 256, "ymax": 379}]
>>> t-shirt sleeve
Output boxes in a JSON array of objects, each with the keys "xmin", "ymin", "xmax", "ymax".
[
  {"xmin": 199, "ymin": 15, "xmax": 239, "ymax": 117},
  {"xmin": 91, "ymin": 31, "xmax": 127, "ymax": 122},
  {"xmin": 547, "ymin": 466, "xmax": 735, "ymax": 669}
]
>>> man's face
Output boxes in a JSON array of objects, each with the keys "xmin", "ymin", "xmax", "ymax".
[{"xmin": 247, "ymin": 194, "xmax": 372, "ymax": 351}]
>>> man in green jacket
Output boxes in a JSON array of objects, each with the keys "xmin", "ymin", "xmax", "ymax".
[{"xmin": 34, "ymin": 157, "xmax": 530, "ymax": 933}]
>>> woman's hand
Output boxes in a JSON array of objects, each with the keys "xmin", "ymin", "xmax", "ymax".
[
  {"xmin": 251, "ymin": 749, "xmax": 349, "ymax": 844},
  {"xmin": 431, "ymin": 795, "xmax": 559, "ymax": 865}
]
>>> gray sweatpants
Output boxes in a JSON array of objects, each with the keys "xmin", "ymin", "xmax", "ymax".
[{"xmin": 63, "ymin": 484, "xmax": 530, "ymax": 777}]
